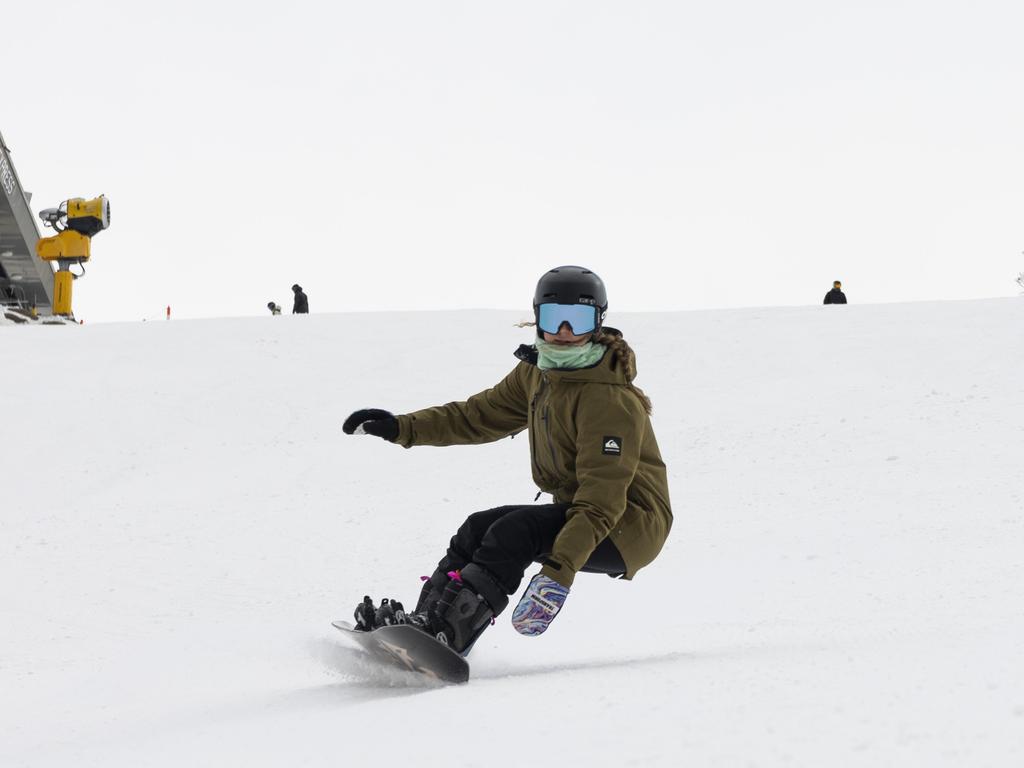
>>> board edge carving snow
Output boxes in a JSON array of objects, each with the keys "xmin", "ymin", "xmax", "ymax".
[{"xmin": 332, "ymin": 620, "xmax": 471, "ymax": 684}]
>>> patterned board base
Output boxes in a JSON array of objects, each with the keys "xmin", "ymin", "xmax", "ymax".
[{"xmin": 332, "ymin": 620, "xmax": 470, "ymax": 684}]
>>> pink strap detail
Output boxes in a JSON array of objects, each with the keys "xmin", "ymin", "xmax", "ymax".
[
  {"xmin": 447, "ymin": 570, "xmax": 463, "ymax": 583},
  {"xmin": 420, "ymin": 575, "xmax": 430, "ymax": 582}
]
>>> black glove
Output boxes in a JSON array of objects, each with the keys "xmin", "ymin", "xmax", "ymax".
[{"xmin": 342, "ymin": 408, "xmax": 399, "ymax": 442}]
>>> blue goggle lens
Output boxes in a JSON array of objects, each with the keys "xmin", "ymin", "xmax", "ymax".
[{"xmin": 537, "ymin": 303, "xmax": 598, "ymax": 335}]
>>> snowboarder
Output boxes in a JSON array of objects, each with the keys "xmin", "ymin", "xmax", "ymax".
[
  {"xmin": 292, "ymin": 284, "xmax": 309, "ymax": 314},
  {"xmin": 824, "ymin": 280, "xmax": 847, "ymax": 304},
  {"xmin": 342, "ymin": 266, "xmax": 673, "ymax": 655},
  {"xmin": 267, "ymin": 301, "xmax": 281, "ymax": 316}
]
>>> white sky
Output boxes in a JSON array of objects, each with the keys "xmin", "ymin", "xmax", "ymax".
[{"xmin": 4, "ymin": 0, "xmax": 1023, "ymax": 322}]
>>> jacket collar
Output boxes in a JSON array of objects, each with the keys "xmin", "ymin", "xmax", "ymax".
[
  {"xmin": 513, "ymin": 327, "xmax": 632, "ymax": 385},
  {"xmin": 514, "ymin": 344, "xmax": 538, "ymax": 365}
]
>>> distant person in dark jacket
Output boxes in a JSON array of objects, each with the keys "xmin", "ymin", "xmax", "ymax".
[
  {"xmin": 292, "ymin": 284, "xmax": 309, "ymax": 314},
  {"xmin": 823, "ymin": 281, "xmax": 847, "ymax": 305}
]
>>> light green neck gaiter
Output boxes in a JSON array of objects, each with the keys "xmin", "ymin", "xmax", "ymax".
[{"xmin": 535, "ymin": 339, "xmax": 606, "ymax": 371}]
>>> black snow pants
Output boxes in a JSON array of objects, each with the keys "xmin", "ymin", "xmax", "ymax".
[{"xmin": 435, "ymin": 503, "xmax": 626, "ymax": 601}]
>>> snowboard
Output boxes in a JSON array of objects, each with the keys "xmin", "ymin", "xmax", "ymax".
[{"xmin": 332, "ymin": 620, "xmax": 470, "ymax": 684}]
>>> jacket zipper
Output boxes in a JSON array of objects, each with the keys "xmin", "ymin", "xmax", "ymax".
[
  {"xmin": 530, "ymin": 376, "xmax": 552, "ymax": 484},
  {"xmin": 529, "ymin": 386, "xmax": 543, "ymax": 482},
  {"xmin": 542, "ymin": 406, "xmax": 557, "ymax": 474}
]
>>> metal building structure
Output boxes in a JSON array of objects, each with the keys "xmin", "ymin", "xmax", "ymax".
[{"xmin": 1, "ymin": 129, "xmax": 54, "ymax": 313}]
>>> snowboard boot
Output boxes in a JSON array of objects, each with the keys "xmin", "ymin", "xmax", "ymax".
[
  {"xmin": 432, "ymin": 563, "xmax": 509, "ymax": 655},
  {"xmin": 415, "ymin": 569, "xmax": 451, "ymax": 614}
]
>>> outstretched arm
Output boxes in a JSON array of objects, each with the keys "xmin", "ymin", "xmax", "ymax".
[{"xmin": 395, "ymin": 364, "xmax": 530, "ymax": 447}]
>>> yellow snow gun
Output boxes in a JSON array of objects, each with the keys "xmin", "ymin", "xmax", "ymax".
[{"xmin": 36, "ymin": 195, "xmax": 111, "ymax": 317}]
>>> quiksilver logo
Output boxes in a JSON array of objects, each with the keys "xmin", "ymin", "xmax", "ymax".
[
  {"xmin": 602, "ymin": 436, "xmax": 622, "ymax": 455},
  {"xmin": 530, "ymin": 594, "xmax": 558, "ymax": 612}
]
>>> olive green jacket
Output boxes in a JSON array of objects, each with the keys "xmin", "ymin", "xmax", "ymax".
[{"xmin": 394, "ymin": 330, "xmax": 672, "ymax": 588}]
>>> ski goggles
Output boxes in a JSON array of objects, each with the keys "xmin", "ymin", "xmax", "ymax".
[{"xmin": 536, "ymin": 303, "xmax": 600, "ymax": 335}]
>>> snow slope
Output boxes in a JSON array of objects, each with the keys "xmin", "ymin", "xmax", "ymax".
[{"xmin": 2, "ymin": 300, "xmax": 1023, "ymax": 767}]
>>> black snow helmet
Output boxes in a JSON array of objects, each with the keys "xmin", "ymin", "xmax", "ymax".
[{"xmin": 533, "ymin": 265, "xmax": 608, "ymax": 337}]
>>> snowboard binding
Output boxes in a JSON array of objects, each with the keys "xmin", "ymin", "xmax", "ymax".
[
  {"xmin": 351, "ymin": 564, "xmax": 508, "ymax": 655},
  {"xmin": 353, "ymin": 596, "xmax": 408, "ymax": 631}
]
